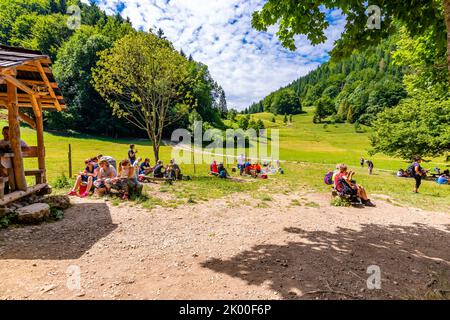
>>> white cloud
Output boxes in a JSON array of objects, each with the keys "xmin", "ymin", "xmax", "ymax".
[{"xmin": 92, "ymin": 0, "xmax": 345, "ymax": 110}]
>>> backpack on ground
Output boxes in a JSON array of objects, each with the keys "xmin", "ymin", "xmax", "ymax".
[{"xmin": 324, "ymin": 172, "xmax": 334, "ymax": 185}]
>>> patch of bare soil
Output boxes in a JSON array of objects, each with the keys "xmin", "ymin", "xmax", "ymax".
[{"xmin": 0, "ymin": 192, "xmax": 448, "ymax": 300}]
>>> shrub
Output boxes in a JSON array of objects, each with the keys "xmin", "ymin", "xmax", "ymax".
[
  {"xmin": 52, "ymin": 174, "xmax": 71, "ymax": 189},
  {"xmin": 331, "ymin": 197, "xmax": 351, "ymax": 207}
]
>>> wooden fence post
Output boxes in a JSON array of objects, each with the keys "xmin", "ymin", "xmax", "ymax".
[{"xmin": 68, "ymin": 144, "xmax": 72, "ymax": 178}]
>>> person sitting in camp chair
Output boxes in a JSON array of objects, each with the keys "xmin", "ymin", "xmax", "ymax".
[
  {"xmin": 153, "ymin": 160, "xmax": 165, "ymax": 178},
  {"xmin": 68, "ymin": 159, "xmax": 99, "ymax": 198},
  {"xmin": 334, "ymin": 164, "xmax": 375, "ymax": 207}
]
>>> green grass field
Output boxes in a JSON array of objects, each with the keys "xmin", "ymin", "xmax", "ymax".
[{"xmin": 2, "ymin": 107, "xmax": 448, "ymax": 212}]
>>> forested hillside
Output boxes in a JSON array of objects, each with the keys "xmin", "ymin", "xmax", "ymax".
[
  {"xmin": 245, "ymin": 36, "xmax": 407, "ymax": 125},
  {"xmin": 0, "ymin": 0, "xmax": 227, "ymax": 137}
]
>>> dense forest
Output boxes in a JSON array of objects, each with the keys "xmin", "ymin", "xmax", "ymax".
[{"xmin": 0, "ymin": 0, "xmax": 228, "ymax": 138}]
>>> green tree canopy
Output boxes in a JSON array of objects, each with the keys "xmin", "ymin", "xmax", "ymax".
[
  {"xmin": 92, "ymin": 32, "xmax": 191, "ymax": 160},
  {"xmin": 252, "ymin": 0, "xmax": 449, "ymax": 78}
]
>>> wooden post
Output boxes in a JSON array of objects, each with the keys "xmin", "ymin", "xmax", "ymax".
[
  {"xmin": 35, "ymin": 109, "xmax": 45, "ymax": 183},
  {"xmin": 68, "ymin": 144, "xmax": 72, "ymax": 178},
  {"xmin": 192, "ymin": 147, "xmax": 196, "ymax": 175},
  {"xmin": 7, "ymin": 82, "xmax": 27, "ymax": 191}
]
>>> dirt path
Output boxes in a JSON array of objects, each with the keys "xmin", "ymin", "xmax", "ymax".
[{"xmin": 0, "ymin": 191, "xmax": 449, "ymax": 300}]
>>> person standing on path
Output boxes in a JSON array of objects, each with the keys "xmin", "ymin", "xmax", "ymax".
[
  {"xmin": 366, "ymin": 160, "xmax": 374, "ymax": 175},
  {"xmin": 128, "ymin": 144, "xmax": 137, "ymax": 165},
  {"xmin": 411, "ymin": 156, "xmax": 426, "ymax": 193},
  {"xmin": 360, "ymin": 157, "xmax": 365, "ymax": 168}
]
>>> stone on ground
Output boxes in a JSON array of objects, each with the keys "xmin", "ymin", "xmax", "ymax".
[
  {"xmin": 16, "ymin": 203, "xmax": 50, "ymax": 224},
  {"xmin": 42, "ymin": 195, "xmax": 71, "ymax": 210}
]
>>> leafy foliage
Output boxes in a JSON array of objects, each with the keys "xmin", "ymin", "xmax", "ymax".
[{"xmin": 252, "ymin": 0, "xmax": 447, "ymax": 65}]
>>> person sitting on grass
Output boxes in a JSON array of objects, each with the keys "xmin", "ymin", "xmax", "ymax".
[
  {"xmin": 243, "ymin": 160, "xmax": 252, "ymax": 175},
  {"xmin": 153, "ymin": 160, "xmax": 165, "ymax": 178},
  {"xmin": 94, "ymin": 159, "xmax": 117, "ymax": 196},
  {"xmin": 68, "ymin": 159, "xmax": 99, "ymax": 198},
  {"xmin": 210, "ymin": 160, "xmax": 219, "ymax": 176},
  {"xmin": 139, "ymin": 158, "xmax": 152, "ymax": 175},
  {"xmin": 437, "ymin": 170, "xmax": 450, "ymax": 185},
  {"xmin": 217, "ymin": 162, "xmax": 229, "ymax": 179},
  {"xmin": 110, "ymin": 159, "xmax": 137, "ymax": 200},
  {"xmin": 334, "ymin": 164, "xmax": 375, "ymax": 207},
  {"xmin": 166, "ymin": 159, "xmax": 182, "ymax": 180}
]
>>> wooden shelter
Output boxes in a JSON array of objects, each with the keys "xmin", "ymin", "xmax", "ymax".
[{"xmin": 0, "ymin": 45, "xmax": 65, "ymax": 205}]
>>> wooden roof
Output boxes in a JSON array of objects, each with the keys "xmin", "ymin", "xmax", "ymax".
[{"xmin": 0, "ymin": 45, "xmax": 66, "ymax": 110}]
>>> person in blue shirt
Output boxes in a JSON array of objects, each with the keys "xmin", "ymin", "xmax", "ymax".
[{"xmin": 140, "ymin": 158, "xmax": 152, "ymax": 175}]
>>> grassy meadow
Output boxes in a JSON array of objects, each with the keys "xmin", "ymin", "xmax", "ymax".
[{"xmin": 1, "ymin": 107, "xmax": 449, "ymax": 212}]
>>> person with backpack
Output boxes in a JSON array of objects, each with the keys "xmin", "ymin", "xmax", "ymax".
[
  {"xmin": 409, "ymin": 156, "xmax": 426, "ymax": 193},
  {"xmin": 365, "ymin": 160, "xmax": 374, "ymax": 175}
]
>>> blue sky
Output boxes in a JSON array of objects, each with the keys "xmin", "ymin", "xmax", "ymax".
[{"xmin": 87, "ymin": 0, "xmax": 346, "ymax": 110}]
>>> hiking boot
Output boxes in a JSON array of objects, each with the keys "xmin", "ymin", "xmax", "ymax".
[
  {"xmin": 363, "ymin": 199, "xmax": 376, "ymax": 207},
  {"xmin": 79, "ymin": 192, "xmax": 89, "ymax": 198}
]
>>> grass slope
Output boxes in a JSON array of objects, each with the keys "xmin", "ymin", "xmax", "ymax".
[{"xmin": 1, "ymin": 107, "xmax": 448, "ymax": 212}]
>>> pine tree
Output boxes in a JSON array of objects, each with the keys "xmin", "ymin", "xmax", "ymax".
[
  {"xmin": 218, "ymin": 89, "xmax": 228, "ymax": 115},
  {"xmin": 347, "ymin": 106, "xmax": 354, "ymax": 124},
  {"xmin": 156, "ymin": 28, "xmax": 165, "ymax": 39}
]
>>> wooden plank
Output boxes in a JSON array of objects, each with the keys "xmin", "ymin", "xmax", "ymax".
[
  {"xmin": 35, "ymin": 61, "xmax": 61, "ymax": 111},
  {"xmin": 0, "ymin": 183, "xmax": 47, "ymax": 206},
  {"xmin": 7, "ymin": 82, "xmax": 27, "ymax": 191}
]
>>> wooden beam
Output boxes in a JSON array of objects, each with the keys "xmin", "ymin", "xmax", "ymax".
[
  {"xmin": 35, "ymin": 61, "xmax": 61, "ymax": 111},
  {"xmin": 3, "ymin": 74, "xmax": 35, "ymax": 95},
  {"xmin": 0, "ymin": 67, "xmax": 17, "ymax": 76},
  {"xmin": 18, "ymin": 111, "xmax": 36, "ymax": 129},
  {"xmin": 35, "ymin": 101, "xmax": 46, "ymax": 183},
  {"xmin": 0, "ymin": 183, "xmax": 48, "ymax": 206},
  {"xmin": 15, "ymin": 65, "xmax": 50, "ymax": 73},
  {"xmin": 0, "ymin": 93, "xmax": 63, "ymax": 100},
  {"xmin": 7, "ymin": 82, "xmax": 27, "ymax": 191},
  {"xmin": 21, "ymin": 79, "xmax": 58, "ymax": 89}
]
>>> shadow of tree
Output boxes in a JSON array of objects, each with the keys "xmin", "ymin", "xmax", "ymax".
[
  {"xmin": 201, "ymin": 224, "xmax": 450, "ymax": 300},
  {"xmin": 0, "ymin": 203, "xmax": 117, "ymax": 260}
]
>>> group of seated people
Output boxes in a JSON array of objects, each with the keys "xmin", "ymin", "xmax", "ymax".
[
  {"xmin": 68, "ymin": 155, "xmax": 136, "ymax": 200},
  {"xmin": 397, "ymin": 167, "xmax": 449, "ymax": 185},
  {"xmin": 209, "ymin": 160, "xmax": 230, "ymax": 179},
  {"xmin": 138, "ymin": 158, "xmax": 182, "ymax": 181},
  {"xmin": 68, "ymin": 155, "xmax": 183, "ymax": 199},
  {"xmin": 237, "ymin": 155, "xmax": 284, "ymax": 178},
  {"xmin": 332, "ymin": 164, "xmax": 375, "ymax": 207}
]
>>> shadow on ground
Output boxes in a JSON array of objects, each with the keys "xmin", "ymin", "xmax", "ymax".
[
  {"xmin": 0, "ymin": 202, "xmax": 117, "ymax": 260},
  {"xmin": 201, "ymin": 224, "xmax": 450, "ymax": 300}
]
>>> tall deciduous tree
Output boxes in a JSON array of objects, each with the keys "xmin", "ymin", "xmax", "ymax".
[
  {"xmin": 252, "ymin": 0, "xmax": 450, "ymax": 80},
  {"xmin": 92, "ymin": 32, "xmax": 191, "ymax": 161}
]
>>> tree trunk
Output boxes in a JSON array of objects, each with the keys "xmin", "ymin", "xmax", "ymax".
[
  {"xmin": 444, "ymin": 0, "xmax": 450, "ymax": 83},
  {"xmin": 153, "ymin": 143, "xmax": 160, "ymax": 163}
]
